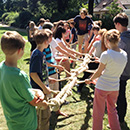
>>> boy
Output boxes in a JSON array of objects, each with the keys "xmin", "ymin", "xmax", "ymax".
[
  {"xmin": 69, "ymin": 21, "xmax": 78, "ymax": 50},
  {"xmin": 68, "ymin": 8, "xmax": 93, "ymax": 53},
  {"xmin": 30, "ymin": 29, "xmax": 56, "ymax": 130},
  {"xmin": 113, "ymin": 12, "xmax": 130, "ymax": 127},
  {"xmin": 0, "ymin": 31, "xmax": 48, "ymax": 130}
]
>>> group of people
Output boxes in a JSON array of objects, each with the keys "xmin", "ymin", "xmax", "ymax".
[{"xmin": 0, "ymin": 7, "xmax": 130, "ymax": 130}]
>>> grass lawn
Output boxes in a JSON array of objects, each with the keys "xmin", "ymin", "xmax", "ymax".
[{"xmin": 0, "ymin": 25, "xmax": 130, "ymax": 130}]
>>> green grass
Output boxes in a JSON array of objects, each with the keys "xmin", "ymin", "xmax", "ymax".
[{"xmin": 0, "ymin": 25, "xmax": 130, "ymax": 130}]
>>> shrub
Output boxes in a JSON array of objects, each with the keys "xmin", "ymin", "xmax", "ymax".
[
  {"xmin": 2, "ymin": 12, "xmax": 19, "ymax": 25},
  {"xmin": 12, "ymin": 10, "xmax": 34, "ymax": 28}
]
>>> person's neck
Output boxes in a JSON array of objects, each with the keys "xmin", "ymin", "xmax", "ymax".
[
  {"xmin": 37, "ymin": 44, "xmax": 46, "ymax": 52},
  {"xmin": 5, "ymin": 56, "xmax": 18, "ymax": 68},
  {"xmin": 120, "ymin": 27, "xmax": 127, "ymax": 33},
  {"xmin": 111, "ymin": 46, "xmax": 120, "ymax": 52}
]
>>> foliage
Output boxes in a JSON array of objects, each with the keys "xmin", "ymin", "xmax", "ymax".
[
  {"xmin": 93, "ymin": 0, "xmax": 123, "ymax": 30},
  {"xmin": 106, "ymin": 0, "xmax": 123, "ymax": 17},
  {"xmin": 2, "ymin": 12, "xmax": 19, "ymax": 25},
  {"xmin": 11, "ymin": 10, "xmax": 34, "ymax": 28},
  {"xmin": 80, "ymin": 3, "xmax": 89, "ymax": 11}
]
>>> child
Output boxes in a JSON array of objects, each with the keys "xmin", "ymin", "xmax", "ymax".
[
  {"xmin": 113, "ymin": 13, "xmax": 130, "ymax": 126},
  {"xmin": 89, "ymin": 28, "xmax": 107, "ymax": 58},
  {"xmin": 29, "ymin": 21, "xmax": 38, "ymax": 54},
  {"xmin": 0, "ymin": 31, "xmax": 48, "ymax": 130},
  {"xmin": 86, "ymin": 24, "xmax": 101, "ymax": 53},
  {"xmin": 68, "ymin": 8, "xmax": 93, "ymax": 53},
  {"xmin": 30, "ymin": 29, "xmax": 53, "ymax": 130},
  {"xmin": 85, "ymin": 29, "xmax": 127, "ymax": 130},
  {"xmin": 69, "ymin": 21, "xmax": 78, "ymax": 50},
  {"xmin": 38, "ymin": 18, "xmax": 46, "ymax": 30},
  {"xmin": 64, "ymin": 22, "xmax": 71, "ymax": 43}
]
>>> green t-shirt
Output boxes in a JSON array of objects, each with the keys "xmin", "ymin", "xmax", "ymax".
[{"xmin": 0, "ymin": 61, "xmax": 37, "ymax": 130}]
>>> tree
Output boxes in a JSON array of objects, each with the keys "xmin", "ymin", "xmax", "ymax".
[
  {"xmin": 88, "ymin": 0, "xmax": 94, "ymax": 15},
  {"xmin": 57, "ymin": 0, "xmax": 69, "ymax": 13},
  {"xmin": 106, "ymin": 0, "xmax": 122, "ymax": 17}
]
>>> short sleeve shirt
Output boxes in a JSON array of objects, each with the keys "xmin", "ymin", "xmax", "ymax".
[
  {"xmin": 74, "ymin": 15, "xmax": 93, "ymax": 35},
  {"xmin": 30, "ymin": 49, "xmax": 49, "ymax": 90},
  {"xmin": 0, "ymin": 61, "xmax": 37, "ymax": 130},
  {"xmin": 93, "ymin": 40, "xmax": 102, "ymax": 58},
  {"xmin": 96, "ymin": 49, "xmax": 127, "ymax": 91}
]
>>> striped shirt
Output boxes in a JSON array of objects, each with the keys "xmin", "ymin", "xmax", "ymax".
[{"xmin": 43, "ymin": 45, "xmax": 57, "ymax": 76}]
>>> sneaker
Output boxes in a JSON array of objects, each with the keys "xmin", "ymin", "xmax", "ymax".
[
  {"xmin": 107, "ymin": 124, "xmax": 110, "ymax": 129},
  {"xmin": 56, "ymin": 110, "xmax": 68, "ymax": 117}
]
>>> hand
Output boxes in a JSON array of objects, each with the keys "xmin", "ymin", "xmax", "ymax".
[
  {"xmin": 57, "ymin": 65, "xmax": 64, "ymax": 71},
  {"xmin": 85, "ymin": 79, "xmax": 91, "ymax": 84},
  {"xmin": 42, "ymin": 100, "xmax": 48, "ymax": 110},
  {"xmin": 50, "ymin": 90, "xmax": 60, "ymax": 95},
  {"xmin": 48, "ymin": 77, "xmax": 57, "ymax": 84}
]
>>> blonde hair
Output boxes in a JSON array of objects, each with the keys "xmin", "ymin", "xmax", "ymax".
[
  {"xmin": 1, "ymin": 31, "xmax": 25, "ymax": 55},
  {"xmin": 80, "ymin": 8, "xmax": 88, "ymax": 16},
  {"xmin": 98, "ymin": 28, "xmax": 107, "ymax": 36},
  {"xmin": 105, "ymin": 29, "xmax": 120, "ymax": 45},
  {"xmin": 101, "ymin": 30, "xmax": 107, "ymax": 52}
]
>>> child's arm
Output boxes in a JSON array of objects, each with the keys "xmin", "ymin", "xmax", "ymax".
[
  {"xmin": 30, "ymin": 72, "xmax": 51, "ymax": 94},
  {"xmin": 29, "ymin": 89, "xmax": 48, "ymax": 109},
  {"xmin": 56, "ymin": 45, "xmax": 77, "ymax": 59},
  {"xmin": 47, "ymin": 62, "xmax": 64, "ymax": 71},
  {"xmin": 85, "ymin": 62, "xmax": 105, "ymax": 84},
  {"xmin": 29, "ymin": 96, "xmax": 48, "ymax": 109},
  {"xmin": 69, "ymin": 34, "xmax": 74, "ymax": 44},
  {"xmin": 89, "ymin": 46, "xmax": 95, "ymax": 56},
  {"xmin": 58, "ymin": 42, "xmax": 82, "ymax": 57}
]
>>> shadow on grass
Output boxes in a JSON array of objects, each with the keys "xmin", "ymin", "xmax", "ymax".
[
  {"xmin": 49, "ymin": 83, "xmax": 95, "ymax": 130},
  {"xmin": 80, "ymin": 85, "xmax": 94, "ymax": 130}
]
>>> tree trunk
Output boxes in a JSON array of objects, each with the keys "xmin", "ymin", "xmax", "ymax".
[{"xmin": 88, "ymin": 0, "xmax": 94, "ymax": 16}]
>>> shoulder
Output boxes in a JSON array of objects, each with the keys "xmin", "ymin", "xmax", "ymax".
[
  {"xmin": 120, "ymin": 49, "xmax": 127, "ymax": 57},
  {"xmin": 56, "ymin": 38, "xmax": 61, "ymax": 43},
  {"xmin": 50, "ymin": 38, "xmax": 58, "ymax": 47},
  {"xmin": 31, "ymin": 49, "xmax": 43, "ymax": 58},
  {"xmin": 86, "ymin": 16, "xmax": 93, "ymax": 22},
  {"xmin": 101, "ymin": 50, "xmax": 108, "ymax": 57},
  {"xmin": 74, "ymin": 15, "xmax": 80, "ymax": 20}
]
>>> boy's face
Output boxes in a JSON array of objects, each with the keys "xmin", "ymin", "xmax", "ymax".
[
  {"xmin": 114, "ymin": 22, "xmax": 121, "ymax": 32},
  {"xmin": 80, "ymin": 13, "xmax": 86, "ymax": 19}
]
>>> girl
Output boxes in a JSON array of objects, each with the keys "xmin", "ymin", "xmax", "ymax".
[
  {"xmin": 54, "ymin": 26, "xmax": 82, "ymax": 77},
  {"xmin": 85, "ymin": 29, "xmax": 127, "ymax": 130}
]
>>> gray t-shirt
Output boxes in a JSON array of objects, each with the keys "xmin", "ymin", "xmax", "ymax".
[
  {"xmin": 96, "ymin": 49, "xmax": 127, "ymax": 91},
  {"xmin": 93, "ymin": 40, "xmax": 102, "ymax": 58}
]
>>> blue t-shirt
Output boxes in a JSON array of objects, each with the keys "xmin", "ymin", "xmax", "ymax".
[
  {"xmin": 30, "ymin": 49, "xmax": 49, "ymax": 90},
  {"xmin": 74, "ymin": 15, "xmax": 93, "ymax": 35},
  {"xmin": 43, "ymin": 45, "xmax": 57, "ymax": 76},
  {"xmin": 71, "ymin": 27, "xmax": 77, "ymax": 43}
]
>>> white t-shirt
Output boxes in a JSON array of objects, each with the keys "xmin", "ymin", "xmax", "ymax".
[
  {"xmin": 50, "ymin": 37, "xmax": 58, "ymax": 57},
  {"xmin": 56, "ymin": 38, "xmax": 66, "ymax": 46},
  {"xmin": 93, "ymin": 40, "xmax": 102, "ymax": 58},
  {"xmin": 96, "ymin": 49, "xmax": 127, "ymax": 91}
]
